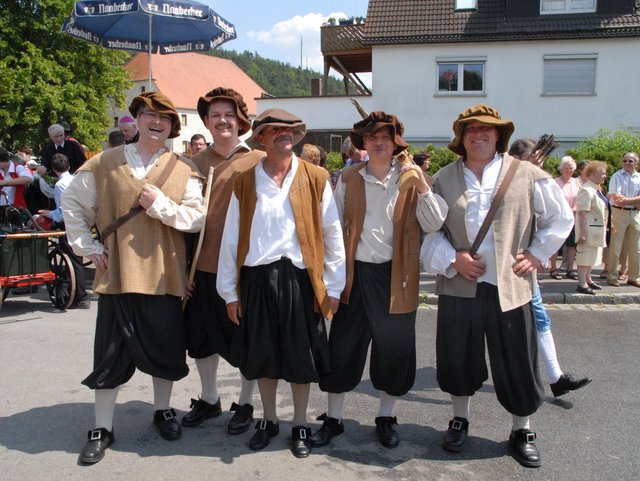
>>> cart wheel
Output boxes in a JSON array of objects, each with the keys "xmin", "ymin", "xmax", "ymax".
[
  {"xmin": 46, "ymin": 248, "xmax": 76, "ymax": 310},
  {"xmin": 0, "ymin": 286, "xmax": 6, "ymax": 310}
]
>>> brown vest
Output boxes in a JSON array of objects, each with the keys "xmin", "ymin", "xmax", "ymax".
[
  {"xmin": 79, "ymin": 146, "xmax": 200, "ymax": 296},
  {"xmin": 432, "ymin": 154, "xmax": 549, "ymax": 311},
  {"xmin": 190, "ymin": 147, "xmax": 264, "ymax": 273},
  {"xmin": 233, "ymin": 160, "xmax": 333, "ymax": 319},
  {"xmin": 340, "ymin": 163, "xmax": 421, "ymax": 313}
]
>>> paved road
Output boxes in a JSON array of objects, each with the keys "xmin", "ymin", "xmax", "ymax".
[{"xmin": 1, "ymin": 293, "xmax": 638, "ymax": 481}]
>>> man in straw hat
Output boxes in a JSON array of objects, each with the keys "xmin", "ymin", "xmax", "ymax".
[
  {"xmin": 420, "ymin": 104, "xmax": 573, "ymax": 467},
  {"xmin": 181, "ymin": 87, "xmax": 264, "ymax": 436},
  {"xmin": 310, "ymin": 112, "xmax": 447, "ymax": 450},
  {"xmin": 62, "ymin": 91, "xmax": 205, "ymax": 464},
  {"xmin": 216, "ymin": 108, "xmax": 346, "ymax": 458}
]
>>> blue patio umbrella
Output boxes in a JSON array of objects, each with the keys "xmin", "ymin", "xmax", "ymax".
[{"xmin": 62, "ymin": 0, "xmax": 236, "ymax": 89}]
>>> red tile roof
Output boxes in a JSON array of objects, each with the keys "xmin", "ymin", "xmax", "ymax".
[{"xmin": 126, "ymin": 52, "xmax": 265, "ymax": 115}]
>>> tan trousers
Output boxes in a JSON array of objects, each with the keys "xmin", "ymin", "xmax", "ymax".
[{"xmin": 607, "ymin": 208, "xmax": 640, "ymax": 282}]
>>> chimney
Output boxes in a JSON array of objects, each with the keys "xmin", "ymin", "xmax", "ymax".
[{"xmin": 311, "ymin": 78, "xmax": 323, "ymax": 97}]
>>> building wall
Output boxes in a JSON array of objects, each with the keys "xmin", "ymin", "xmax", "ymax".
[
  {"xmin": 370, "ymin": 37, "xmax": 639, "ymax": 147},
  {"xmin": 258, "ymin": 36, "xmax": 640, "ymax": 153}
]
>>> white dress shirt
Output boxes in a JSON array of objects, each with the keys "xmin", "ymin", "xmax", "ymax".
[
  {"xmin": 333, "ymin": 159, "xmax": 448, "ymax": 263},
  {"xmin": 420, "ymin": 154, "xmax": 574, "ymax": 285},
  {"xmin": 62, "ymin": 144, "xmax": 204, "ymax": 257},
  {"xmin": 217, "ymin": 154, "xmax": 346, "ymax": 304}
]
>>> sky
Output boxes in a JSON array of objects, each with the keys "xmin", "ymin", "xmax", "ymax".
[{"xmin": 204, "ymin": 0, "xmax": 369, "ymax": 72}]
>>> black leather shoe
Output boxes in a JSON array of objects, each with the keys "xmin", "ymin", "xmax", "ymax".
[
  {"xmin": 550, "ymin": 372, "xmax": 592, "ymax": 397},
  {"xmin": 375, "ymin": 416, "xmax": 399, "ymax": 448},
  {"xmin": 587, "ymin": 281, "xmax": 602, "ymax": 290},
  {"xmin": 442, "ymin": 417, "xmax": 469, "ymax": 453},
  {"xmin": 509, "ymin": 429, "xmax": 541, "ymax": 468},
  {"xmin": 309, "ymin": 413, "xmax": 344, "ymax": 447},
  {"xmin": 154, "ymin": 408, "xmax": 181, "ymax": 440},
  {"xmin": 576, "ymin": 285, "xmax": 595, "ymax": 295},
  {"xmin": 79, "ymin": 428, "xmax": 114, "ymax": 464},
  {"xmin": 291, "ymin": 425, "xmax": 312, "ymax": 458},
  {"xmin": 249, "ymin": 420, "xmax": 279, "ymax": 451},
  {"xmin": 228, "ymin": 402, "xmax": 254, "ymax": 434},
  {"xmin": 181, "ymin": 397, "xmax": 222, "ymax": 427}
]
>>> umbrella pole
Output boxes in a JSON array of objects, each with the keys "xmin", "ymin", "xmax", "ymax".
[{"xmin": 148, "ymin": 14, "xmax": 152, "ymax": 91}]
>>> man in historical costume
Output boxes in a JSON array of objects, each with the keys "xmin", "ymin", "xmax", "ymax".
[
  {"xmin": 216, "ymin": 108, "xmax": 346, "ymax": 458},
  {"xmin": 420, "ymin": 104, "xmax": 573, "ymax": 468},
  {"xmin": 0, "ymin": 147, "xmax": 33, "ymax": 208},
  {"xmin": 606, "ymin": 152, "xmax": 640, "ymax": 288},
  {"xmin": 40, "ymin": 123, "xmax": 86, "ymax": 174},
  {"xmin": 182, "ymin": 87, "xmax": 264, "ymax": 435},
  {"xmin": 62, "ymin": 92, "xmax": 205, "ymax": 464},
  {"xmin": 310, "ymin": 112, "xmax": 447, "ymax": 450}
]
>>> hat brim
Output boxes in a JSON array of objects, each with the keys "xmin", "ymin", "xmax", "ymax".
[
  {"xmin": 448, "ymin": 116, "xmax": 515, "ymax": 156},
  {"xmin": 350, "ymin": 123, "xmax": 409, "ymax": 156},
  {"xmin": 197, "ymin": 94, "xmax": 251, "ymax": 135},
  {"xmin": 246, "ymin": 121, "xmax": 307, "ymax": 150},
  {"xmin": 129, "ymin": 95, "xmax": 181, "ymax": 139}
]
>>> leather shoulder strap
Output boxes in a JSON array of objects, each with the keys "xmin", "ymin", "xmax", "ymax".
[
  {"xmin": 100, "ymin": 153, "xmax": 181, "ymax": 241},
  {"xmin": 469, "ymin": 157, "xmax": 521, "ymax": 256}
]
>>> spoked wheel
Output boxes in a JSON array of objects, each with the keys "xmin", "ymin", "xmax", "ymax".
[{"xmin": 46, "ymin": 248, "xmax": 76, "ymax": 310}]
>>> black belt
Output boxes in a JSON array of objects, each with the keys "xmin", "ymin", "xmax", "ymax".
[{"xmin": 612, "ymin": 205, "xmax": 638, "ymax": 211}]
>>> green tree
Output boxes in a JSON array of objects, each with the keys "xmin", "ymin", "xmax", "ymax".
[
  {"xmin": 211, "ymin": 49, "xmax": 357, "ymax": 96},
  {"xmin": 0, "ymin": 0, "xmax": 132, "ymax": 153},
  {"xmin": 565, "ymin": 127, "xmax": 640, "ymax": 173}
]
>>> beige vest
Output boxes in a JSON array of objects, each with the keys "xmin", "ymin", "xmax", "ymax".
[
  {"xmin": 340, "ymin": 163, "xmax": 421, "ymax": 313},
  {"xmin": 432, "ymin": 154, "xmax": 549, "ymax": 312},
  {"xmin": 79, "ymin": 147, "xmax": 199, "ymax": 296},
  {"xmin": 191, "ymin": 147, "xmax": 264, "ymax": 273},
  {"xmin": 233, "ymin": 160, "xmax": 333, "ymax": 319}
]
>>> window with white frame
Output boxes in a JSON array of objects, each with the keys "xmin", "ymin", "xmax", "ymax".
[
  {"xmin": 541, "ymin": 0, "xmax": 596, "ymax": 14},
  {"xmin": 543, "ymin": 54, "xmax": 597, "ymax": 95},
  {"xmin": 437, "ymin": 57, "xmax": 486, "ymax": 94},
  {"xmin": 181, "ymin": 114, "xmax": 187, "ymax": 126},
  {"xmin": 455, "ymin": 0, "xmax": 477, "ymax": 10}
]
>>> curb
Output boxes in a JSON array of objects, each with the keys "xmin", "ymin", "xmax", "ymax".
[{"xmin": 419, "ymin": 291, "xmax": 640, "ymax": 305}]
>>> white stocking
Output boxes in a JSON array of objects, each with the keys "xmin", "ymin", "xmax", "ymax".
[
  {"xmin": 94, "ymin": 387, "xmax": 120, "ymax": 431},
  {"xmin": 195, "ymin": 354, "xmax": 220, "ymax": 404}
]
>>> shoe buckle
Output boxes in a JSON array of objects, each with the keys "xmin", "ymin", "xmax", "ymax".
[
  {"xmin": 162, "ymin": 410, "xmax": 174, "ymax": 421},
  {"xmin": 89, "ymin": 429, "xmax": 103, "ymax": 441},
  {"xmin": 525, "ymin": 432, "xmax": 536, "ymax": 443},
  {"xmin": 451, "ymin": 419, "xmax": 464, "ymax": 430},
  {"xmin": 258, "ymin": 420, "xmax": 268, "ymax": 430},
  {"xmin": 298, "ymin": 428, "xmax": 307, "ymax": 440}
]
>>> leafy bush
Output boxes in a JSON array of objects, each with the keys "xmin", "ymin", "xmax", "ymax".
[
  {"xmin": 325, "ymin": 151, "xmax": 344, "ymax": 173},
  {"xmin": 565, "ymin": 127, "xmax": 640, "ymax": 173}
]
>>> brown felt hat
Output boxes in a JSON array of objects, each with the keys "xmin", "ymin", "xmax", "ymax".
[
  {"xmin": 197, "ymin": 87, "xmax": 251, "ymax": 135},
  {"xmin": 350, "ymin": 111, "xmax": 409, "ymax": 156},
  {"xmin": 129, "ymin": 92, "xmax": 181, "ymax": 139},
  {"xmin": 448, "ymin": 104, "xmax": 514, "ymax": 156},
  {"xmin": 246, "ymin": 108, "xmax": 306, "ymax": 149}
]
